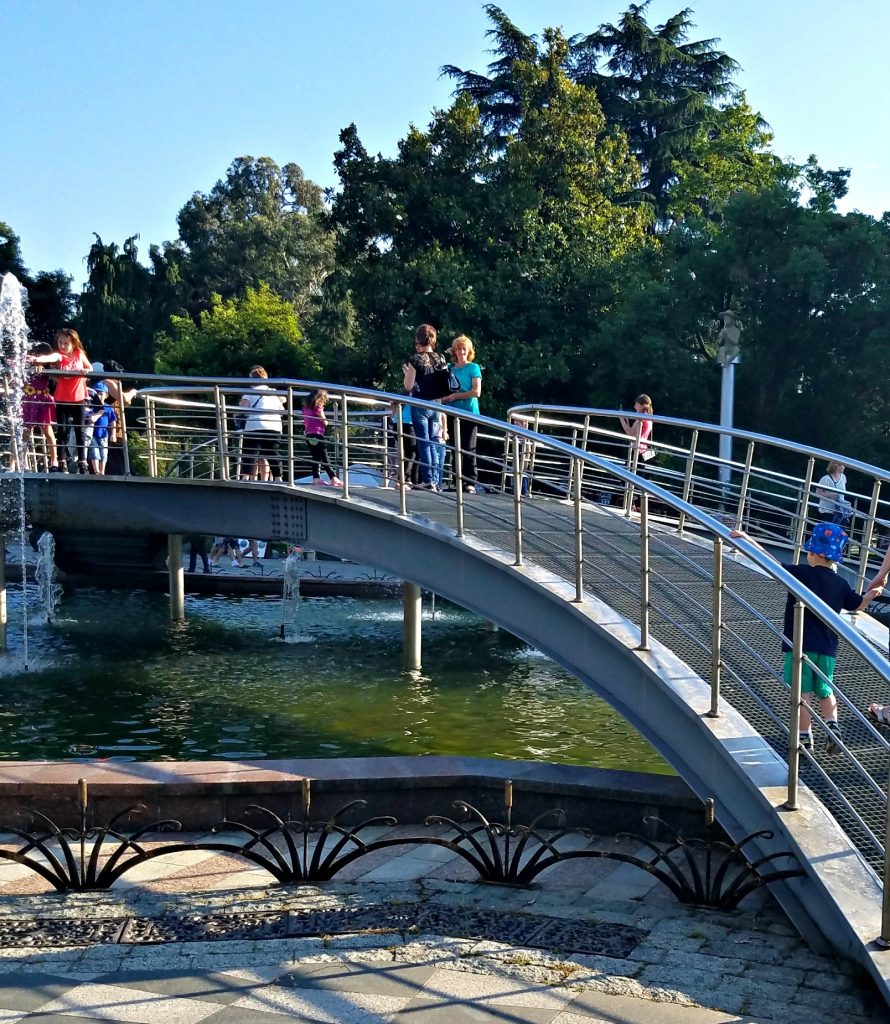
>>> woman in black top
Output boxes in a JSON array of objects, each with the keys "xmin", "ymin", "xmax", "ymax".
[{"xmin": 402, "ymin": 323, "xmax": 447, "ymax": 490}]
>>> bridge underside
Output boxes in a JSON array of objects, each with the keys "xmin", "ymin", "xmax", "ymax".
[{"xmin": 14, "ymin": 475, "xmax": 889, "ymax": 991}]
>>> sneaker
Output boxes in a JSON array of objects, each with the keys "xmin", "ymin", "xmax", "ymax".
[
  {"xmin": 312, "ymin": 478, "xmax": 327, "ymax": 486},
  {"xmin": 48, "ymin": 465, "xmax": 62, "ymax": 473},
  {"xmin": 77, "ymin": 461, "xmax": 90, "ymax": 475},
  {"xmin": 799, "ymin": 732, "xmax": 813, "ymax": 751},
  {"xmin": 825, "ymin": 722, "xmax": 843, "ymax": 756},
  {"xmin": 231, "ymin": 559, "xmax": 240, "ymax": 568}
]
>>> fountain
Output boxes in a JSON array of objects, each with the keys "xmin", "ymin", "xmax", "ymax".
[
  {"xmin": 279, "ymin": 547, "xmax": 303, "ymax": 638},
  {"xmin": 0, "ymin": 273, "xmax": 31, "ymax": 666},
  {"xmin": 35, "ymin": 531, "xmax": 62, "ymax": 624}
]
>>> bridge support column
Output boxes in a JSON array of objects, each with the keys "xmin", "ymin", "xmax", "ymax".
[
  {"xmin": 0, "ymin": 535, "xmax": 6, "ymax": 650},
  {"xmin": 403, "ymin": 582, "xmax": 422, "ymax": 671},
  {"xmin": 168, "ymin": 535, "xmax": 185, "ymax": 622}
]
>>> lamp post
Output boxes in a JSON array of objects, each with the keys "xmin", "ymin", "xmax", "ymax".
[{"xmin": 716, "ymin": 310, "xmax": 741, "ymax": 488}]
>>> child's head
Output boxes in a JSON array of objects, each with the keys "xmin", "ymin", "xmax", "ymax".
[
  {"xmin": 31, "ymin": 342, "xmax": 52, "ymax": 357},
  {"xmin": 804, "ymin": 522, "xmax": 848, "ymax": 566},
  {"xmin": 306, "ymin": 389, "xmax": 327, "ymax": 408},
  {"xmin": 93, "ymin": 381, "xmax": 109, "ymax": 403},
  {"xmin": 54, "ymin": 328, "xmax": 83, "ymax": 354}
]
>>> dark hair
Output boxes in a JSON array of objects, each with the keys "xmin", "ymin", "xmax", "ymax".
[
  {"xmin": 414, "ymin": 324, "xmax": 437, "ymax": 349},
  {"xmin": 31, "ymin": 342, "xmax": 53, "ymax": 356}
]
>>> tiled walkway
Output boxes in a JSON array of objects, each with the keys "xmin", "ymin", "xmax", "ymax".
[{"xmin": 0, "ymin": 830, "xmax": 885, "ymax": 1023}]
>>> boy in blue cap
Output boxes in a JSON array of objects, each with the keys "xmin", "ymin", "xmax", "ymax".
[{"xmin": 731, "ymin": 522, "xmax": 883, "ymax": 755}]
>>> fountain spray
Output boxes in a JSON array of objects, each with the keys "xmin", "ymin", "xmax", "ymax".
[{"xmin": 0, "ymin": 274, "xmax": 30, "ymax": 668}]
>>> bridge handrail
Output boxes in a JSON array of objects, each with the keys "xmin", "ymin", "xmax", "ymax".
[{"xmin": 13, "ymin": 372, "xmax": 890, "ymax": 905}]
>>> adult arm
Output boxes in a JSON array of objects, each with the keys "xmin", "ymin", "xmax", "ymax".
[
  {"xmin": 868, "ymin": 547, "xmax": 890, "ymax": 590},
  {"xmin": 619, "ymin": 415, "xmax": 642, "ymax": 442},
  {"xmin": 442, "ymin": 366, "xmax": 482, "ymax": 405}
]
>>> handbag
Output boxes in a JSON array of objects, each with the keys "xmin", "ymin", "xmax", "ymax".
[
  {"xmin": 234, "ymin": 395, "xmax": 260, "ymax": 432},
  {"xmin": 640, "ymin": 449, "xmax": 656, "ymax": 462}
]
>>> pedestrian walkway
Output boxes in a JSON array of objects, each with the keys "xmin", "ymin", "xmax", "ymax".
[{"xmin": 0, "ymin": 828, "xmax": 885, "ymax": 1024}]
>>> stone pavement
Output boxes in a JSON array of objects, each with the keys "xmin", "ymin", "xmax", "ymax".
[{"xmin": 0, "ymin": 828, "xmax": 886, "ymax": 1023}]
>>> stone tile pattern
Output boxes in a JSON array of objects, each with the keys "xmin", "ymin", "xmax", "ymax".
[{"xmin": 0, "ymin": 830, "xmax": 883, "ymax": 1024}]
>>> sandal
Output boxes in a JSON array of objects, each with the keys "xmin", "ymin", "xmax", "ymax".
[{"xmin": 867, "ymin": 704, "xmax": 890, "ymax": 726}]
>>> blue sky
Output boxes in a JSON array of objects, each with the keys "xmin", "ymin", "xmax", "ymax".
[{"xmin": 3, "ymin": 0, "xmax": 888, "ymax": 288}]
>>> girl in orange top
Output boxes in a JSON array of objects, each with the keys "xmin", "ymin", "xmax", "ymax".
[{"xmin": 29, "ymin": 328, "xmax": 93, "ymax": 473}]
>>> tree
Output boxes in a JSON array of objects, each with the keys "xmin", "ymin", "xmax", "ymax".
[
  {"xmin": 326, "ymin": 29, "xmax": 651, "ymax": 412},
  {"xmin": 154, "ymin": 285, "xmax": 321, "ymax": 379},
  {"xmin": 76, "ymin": 235, "xmax": 181, "ymax": 370},
  {"xmin": 176, "ymin": 157, "xmax": 334, "ymax": 321},
  {"xmin": 0, "ymin": 221, "xmax": 75, "ymax": 344}
]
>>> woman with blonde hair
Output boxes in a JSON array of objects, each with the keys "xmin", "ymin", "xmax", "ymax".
[
  {"xmin": 815, "ymin": 460, "xmax": 852, "ymax": 527},
  {"xmin": 441, "ymin": 334, "xmax": 482, "ymax": 491},
  {"xmin": 238, "ymin": 365, "xmax": 284, "ymax": 482}
]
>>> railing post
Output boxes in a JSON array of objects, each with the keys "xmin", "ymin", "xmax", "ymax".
[
  {"xmin": 396, "ymin": 406, "xmax": 408, "ymax": 515},
  {"xmin": 708, "ymin": 537, "xmax": 723, "ymax": 717},
  {"xmin": 454, "ymin": 417, "xmax": 465, "ymax": 538},
  {"xmin": 878, "ymin": 762, "xmax": 890, "ymax": 948},
  {"xmin": 623, "ymin": 441, "xmax": 638, "ymax": 518},
  {"xmin": 578, "ymin": 415, "xmax": 591, "ymax": 496},
  {"xmin": 340, "ymin": 394, "xmax": 350, "ymax": 499},
  {"xmin": 146, "ymin": 397, "xmax": 158, "ymax": 477},
  {"xmin": 735, "ymin": 441, "xmax": 755, "ymax": 529},
  {"xmin": 793, "ymin": 457, "xmax": 816, "ymax": 563},
  {"xmin": 286, "ymin": 386, "xmax": 295, "ymax": 486},
  {"xmin": 512, "ymin": 434, "xmax": 523, "ymax": 566},
  {"xmin": 573, "ymin": 457, "xmax": 584, "ymax": 602},
  {"xmin": 785, "ymin": 600, "xmax": 805, "ymax": 811},
  {"xmin": 857, "ymin": 480, "xmax": 881, "ymax": 590},
  {"xmin": 212, "ymin": 387, "xmax": 227, "ymax": 481},
  {"xmin": 527, "ymin": 410, "xmax": 540, "ymax": 496},
  {"xmin": 638, "ymin": 493, "xmax": 650, "ymax": 650},
  {"xmin": 677, "ymin": 429, "xmax": 699, "ymax": 536},
  {"xmin": 119, "ymin": 388, "xmax": 131, "ymax": 476}
]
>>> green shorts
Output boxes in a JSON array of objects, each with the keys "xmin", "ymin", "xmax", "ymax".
[{"xmin": 783, "ymin": 651, "xmax": 836, "ymax": 700}]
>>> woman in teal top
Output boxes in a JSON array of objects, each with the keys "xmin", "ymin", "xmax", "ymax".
[{"xmin": 441, "ymin": 334, "xmax": 482, "ymax": 490}]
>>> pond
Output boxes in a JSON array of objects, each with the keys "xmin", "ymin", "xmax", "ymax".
[{"xmin": 0, "ymin": 589, "xmax": 671, "ymax": 773}]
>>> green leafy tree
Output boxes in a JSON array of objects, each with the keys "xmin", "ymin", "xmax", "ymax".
[
  {"xmin": 155, "ymin": 284, "xmax": 321, "ymax": 379},
  {"xmin": 176, "ymin": 157, "xmax": 334, "ymax": 321},
  {"xmin": 76, "ymin": 234, "xmax": 181, "ymax": 369},
  {"xmin": 0, "ymin": 221, "xmax": 75, "ymax": 343}
]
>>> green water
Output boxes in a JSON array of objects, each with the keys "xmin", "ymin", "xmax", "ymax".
[{"xmin": 0, "ymin": 590, "xmax": 671, "ymax": 772}]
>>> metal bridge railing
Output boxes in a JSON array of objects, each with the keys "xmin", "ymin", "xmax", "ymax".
[
  {"xmin": 508, "ymin": 404, "xmax": 890, "ymax": 593},
  {"xmin": 5, "ymin": 373, "xmax": 890, "ymax": 934}
]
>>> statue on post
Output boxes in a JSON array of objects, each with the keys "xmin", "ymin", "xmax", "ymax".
[{"xmin": 716, "ymin": 310, "xmax": 741, "ymax": 366}]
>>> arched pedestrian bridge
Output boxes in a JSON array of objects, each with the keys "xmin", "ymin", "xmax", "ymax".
[{"xmin": 10, "ymin": 375, "xmax": 890, "ymax": 998}]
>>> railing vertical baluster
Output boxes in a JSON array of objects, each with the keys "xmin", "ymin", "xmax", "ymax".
[
  {"xmin": 638, "ymin": 493, "xmax": 650, "ymax": 650},
  {"xmin": 512, "ymin": 434, "xmax": 523, "ymax": 566},
  {"xmin": 119, "ymin": 384, "xmax": 131, "ymax": 477},
  {"xmin": 735, "ymin": 441, "xmax": 755, "ymax": 529},
  {"xmin": 574, "ymin": 457, "xmax": 583, "ymax": 602},
  {"xmin": 793, "ymin": 457, "xmax": 816, "ymax": 563},
  {"xmin": 286, "ymin": 387, "xmax": 295, "ymax": 487},
  {"xmin": 147, "ymin": 397, "xmax": 158, "ymax": 477},
  {"xmin": 878, "ymin": 763, "xmax": 890, "ymax": 948},
  {"xmin": 857, "ymin": 480, "xmax": 881, "ymax": 591},
  {"xmin": 341, "ymin": 395, "xmax": 350, "ymax": 499},
  {"xmin": 623, "ymin": 440, "xmax": 637, "ymax": 518},
  {"xmin": 677, "ymin": 429, "xmax": 699, "ymax": 536},
  {"xmin": 454, "ymin": 418, "xmax": 464, "ymax": 538},
  {"xmin": 219, "ymin": 390, "xmax": 230, "ymax": 482},
  {"xmin": 528, "ymin": 410, "xmax": 540, "ymax": 496},
  {"xmin": 396, "ymin": 405, "xmax": 407, "ymax": 515},
  {"xmin": 579, "ymin": 415, "xmax": 591, "ymax": 497},
  {"xmin": 709, "ymin": 537, "xmax": 723, "ymax": 717},
  {"xmin": 785, "ymin": 600, "xmax": 805, "ymax": 810}
]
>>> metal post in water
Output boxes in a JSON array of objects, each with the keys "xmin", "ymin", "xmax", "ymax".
[
  {"xmin": 785, "ymin": 601, "xmax": 805, "ymax": 810},
  {"xmin": 403, "ymin": 582, "xmax": 422, "ymax": 671},
  {"xmin": 168, "ymin": 535, "xmax": 185, "ymax": 622},
  {"xmin": 708, "ymin": 538, "xmax": 723, "ymax": 717},
  {"xmin": 638, "ymin": 493, "xmax": 650, "ymax": 651}
]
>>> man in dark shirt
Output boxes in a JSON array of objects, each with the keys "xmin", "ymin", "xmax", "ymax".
[{"xmin": 731, "ymin": 522, "xmax": 882, "ymax": 755}]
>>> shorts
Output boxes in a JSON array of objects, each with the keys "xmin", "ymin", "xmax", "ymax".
[
  {"xmin": 87, "ymin": 436, "xmax": 108, "ymax": 463},
  {"xmin": 783, "ymin": 651, "xmax": 835, "ymax": 700}
]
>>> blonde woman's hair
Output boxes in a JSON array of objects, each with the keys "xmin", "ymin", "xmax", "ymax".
[
  {"xmin": 635, "ymin": 393, "xmax": 653, "ymax": 414},
  {"xmin": 449, "ymin": 335, "xmax": 475, "ymax": 361},
  {"xmin": 249, "ymin": 365, "xmax": 268, "ymax": 378},
  {"xmin": 826, "ymin": 460, "xmax": 844, "ymax": 475}
]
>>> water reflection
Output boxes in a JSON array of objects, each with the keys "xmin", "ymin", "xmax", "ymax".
[{"xmin": 0, "ymin": 589, "xmax": 671, "ymax": 773}]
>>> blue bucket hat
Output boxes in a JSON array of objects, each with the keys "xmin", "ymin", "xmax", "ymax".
[
  {"xmin": 804, "ymin": 521, "xmax": 848, "ymax": 563},
  {"xmin": 94, "ymin": 381, "xmax": 109, "ymax": 393}
]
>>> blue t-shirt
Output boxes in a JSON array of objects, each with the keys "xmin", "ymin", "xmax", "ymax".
[
  {"xmin": 448, "ymin": 362, "xmax": 482, "ymax": 414},
  {"xmin": 780, "ymin": 562, "xmax": 863, "ymax": 656},
  {"xmin": 89, "ymin": 404, "xmax": 116, "ymax": 441}
]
